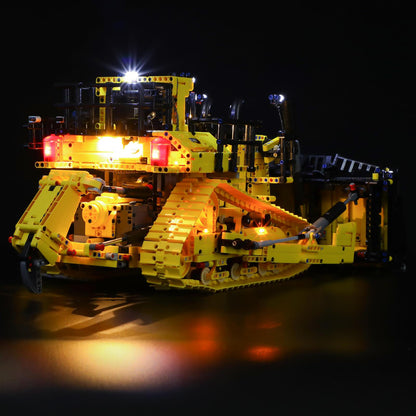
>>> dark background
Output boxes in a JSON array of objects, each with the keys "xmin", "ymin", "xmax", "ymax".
[{"xmin": 1, "ymin": 3, "xmax": 415, "ymax": 414}]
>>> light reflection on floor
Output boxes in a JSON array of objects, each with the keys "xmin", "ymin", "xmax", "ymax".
[{"xmin": 0, "ymin": 266, "xmax": 410, "ymax": 395}]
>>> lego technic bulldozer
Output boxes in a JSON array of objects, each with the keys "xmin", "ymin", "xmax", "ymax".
[{"xmin": 11, "ymin": 73, "xmax": 403, "ymax": 293}]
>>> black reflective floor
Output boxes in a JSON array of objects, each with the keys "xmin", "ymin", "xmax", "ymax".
[{"xmin": 1, "ymin": 265, "xmax": 414, "ymax": 414}]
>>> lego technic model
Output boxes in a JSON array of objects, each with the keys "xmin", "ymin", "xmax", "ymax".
[{"xmin": 11, "ymin": 73, "xmax": 403, "ymax": 293}]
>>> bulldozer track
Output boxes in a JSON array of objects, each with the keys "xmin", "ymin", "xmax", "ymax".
[
  {"xmin": 146, "ymin": 263, "xmax": 310, "ymax": 292},
  {"xmin": 139, "ymin": 177, "xmax": 311, "ymax": 291}
]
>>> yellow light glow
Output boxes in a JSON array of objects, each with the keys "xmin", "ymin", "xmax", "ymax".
[
  {"xmin": 256, "ymin": 227, "xmax": 267, "ymax": 235},
  {"xmin": 203, "ymin": 228, "xmax": 209, "ymax": 233},
  {"xmin": 124, "ymin": 71, "xmax": 139, "ymax": 83},
  {"xmin": 151, "ymin": 148, "xmax": 160, "ymax": 160},
  {"xmin": 96, "ymin": 137, "xmax": 144, "ymax": 161},
  {"xmin": 43, "ymin": 144, "xmax": 52, "ymax": 157},
  {"xmin": 97, "ymin": 136, "xmax": 123, "ymax": 154},
  {"xmin": 60, "ymin": 340, "xmax": 185, "ymax": 390},
  {"xmin": 120, "ymin": 141, "xmax": 143, "ymax": 158}
]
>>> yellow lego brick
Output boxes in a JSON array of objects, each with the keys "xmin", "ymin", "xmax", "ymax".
[
  {"xmin": 156, "ymin": 252, "xmax": 182, "ymax": 268},
  {"xmin": 242, "ymin": 255, "xmax": 268, "ymax": 262},
  {"xmin": 262, "ymin": 136, "xmax": 281, "ymax": 152},
  {"xmin": 163, "ymin": 200, "xmax": 207, "ymax": 210},
  {"xmin": 193, "ymin": 233, "xmax": 219, "ymax": 255},
  {"xmin": 255, "ymin": 195, "xmax": 277, "ymax": 202},
  {"xmin": 156, "ymin": 241, "xmax": 184, "ymax": 254},
  {"xmin": 139, "ymin": 247, "xmax": 156, "ymax": 262},
  {"xmin": 150, "ymin": 223, "xmax": 193, "ymax": 235},
  {"xmin": 264, "ymin": 222, "xmax": 356, "ymax": 265},
  {"xmin": 35, "ymin": 161, "xmax": 73, "ymax": 169},
  {"xmin": 140, "ymin": 264, "xmax": 157, "ymax": 277},
  {"xmin": 333, "ymin": 222, "xmax": 356, "ymax": 247},
  {"xmin": 241, "ymin": 266, "xmax": 258, "ymax": 275},
  {"xmin": 249, "ymin": 176, "xmax": 281, "ymax": 184},
  {"xmin": 97, "ymin": 76, "xmax": 122, "ymax": 83},
  {"xmin": 60, "ymin": 255, "xmax": 120, "ymax": 268}
]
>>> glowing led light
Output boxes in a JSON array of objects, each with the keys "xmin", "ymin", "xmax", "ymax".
[
  {"xmin": 97, "ymin": 136, "xmax": 123, "ymax": 153},
  {"xmin": 44, "ymin": 144, "xmax": 52, "ymax": 157},
  {"xmin": 124, "ymin": 71, "xmax": 139, "ymax": 83},
  {"xmin": 43, "ymin": 134, "xmax": 61, "ymax": 161},
  {"xmin": 152, "ymin": 148, "xmax": 160, "ymax": 160},
  {"xmin": 268, "ymin": 94, "xmax": 285, "ymax": 104},
  {"xmin": 150, "ymin": 137, "xmax": 170, "ymax": 166},
  {"xmin": 203, "ymin": 228, "xmax": 209, "ymax": 234},
  {"xmin": 256, "ymin": 227, "xmax": 267, "ymax": 235},
  {"xmin": 120, "ymin": 141, "xmax": 143, "ymax": 158}
]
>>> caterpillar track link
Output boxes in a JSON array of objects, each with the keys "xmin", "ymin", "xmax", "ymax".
[{"xmin": 139, "ymin": 177, "xmax": 311, "ymax": 291}]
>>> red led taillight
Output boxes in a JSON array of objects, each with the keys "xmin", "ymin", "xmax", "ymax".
[
  {"xmin": 43, "ymin": 134, "xmax": 62, "ymax": 162},
  {"xmin": 150, "ymin": 137, "xmax": 171, "ymax": 166}
]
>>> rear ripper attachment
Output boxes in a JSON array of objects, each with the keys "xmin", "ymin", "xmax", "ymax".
[{"xmin": 10, "ymin": 73, "xmax": 402, "ymax": 293}]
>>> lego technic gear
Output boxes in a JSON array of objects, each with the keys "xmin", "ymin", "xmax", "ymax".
[{"xmin": 11, "ymin": 73, "xmax": 403, "ymax": 292}]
